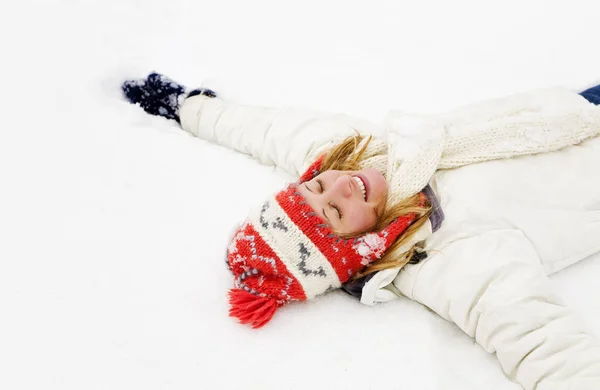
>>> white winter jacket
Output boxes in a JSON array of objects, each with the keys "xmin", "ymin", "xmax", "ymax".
[{"xmin": 179, "ymin": 89, "xmax": 600, "ymax": 390}]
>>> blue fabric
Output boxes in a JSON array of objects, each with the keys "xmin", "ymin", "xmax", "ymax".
[
  {"xmin": 422, "ymin": 184, "xmax": 444, "ymax": 233},
  {"xmin": 342, "ymin": 273, "xmax": 376, "ymax": 300},
  {"xmin": 122, "ymin": 73, "xmax": 216, "ymax": 122},
  {"xmin": 580, "ymin": 84, "xmax": 600, "ymax": 105}
]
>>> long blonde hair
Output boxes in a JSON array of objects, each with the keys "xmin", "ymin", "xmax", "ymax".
[{"xmin": 318, "ymin": 134, "xmax": 432, "ymax": 279}]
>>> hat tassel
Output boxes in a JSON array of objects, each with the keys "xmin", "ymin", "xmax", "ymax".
[{"xmin": 228, "ymin": 289, "xmax": 278, "ymax": 328}]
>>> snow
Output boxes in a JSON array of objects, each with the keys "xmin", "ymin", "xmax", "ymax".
[{"xmin": 1, "ymin": 0, "xmax": 600, "ymax": 389}]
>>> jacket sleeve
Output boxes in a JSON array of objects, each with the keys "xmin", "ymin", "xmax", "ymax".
[
  {"xmin": 394, "ymin": 229, "xmax": 600, "ymax": 390},
  {"xmin": 179, "ymin": 95, "xmax": 382, "ymax": 176}
]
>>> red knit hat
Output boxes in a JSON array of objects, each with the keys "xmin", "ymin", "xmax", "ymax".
[{"xmin": 226, "ymin": 157, "xmax": 424, "ymax": 328}]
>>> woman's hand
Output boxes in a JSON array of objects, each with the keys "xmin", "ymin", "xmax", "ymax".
[{"xmin": 121, "ymin": 72, "xmax": 216, "ymax": 122}]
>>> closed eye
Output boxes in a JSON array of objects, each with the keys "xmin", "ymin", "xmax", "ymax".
[
  {"xmin": 316, "ymin": 179, "xmax": 324, "ymax": 193},
  {"xmin": 329, "ymin": 202, "xmax": 342, "ymax": 220},
  {"xmin": 303, "ymin": 180, "xmax": 324, "ymax": 194}
]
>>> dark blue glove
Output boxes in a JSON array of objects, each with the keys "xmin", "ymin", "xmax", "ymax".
[
  {"xmin": 122, "ymin": 72, "xmax": 216, "ymax": 122},
  {"xmin": 580, "ymin": 84, "xmax": 600, "ymax": 105}
]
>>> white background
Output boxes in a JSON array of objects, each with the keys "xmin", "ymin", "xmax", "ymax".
[{"xmin": 1, "ymin": 1, "xmax": 599, "ymax": 389}]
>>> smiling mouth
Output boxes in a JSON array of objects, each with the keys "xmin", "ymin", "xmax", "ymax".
[{"xmin": 352, "ymin": 176, "xmax": 367, "ymax": 201}]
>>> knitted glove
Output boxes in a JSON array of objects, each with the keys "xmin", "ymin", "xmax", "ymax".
[
  {"xmin": 122, "ymin": 72, "xmax": 216, "ymax": 122},
  {"xmin": 580, "ymin": 84, "xmax": 600, "ymax": 105}
]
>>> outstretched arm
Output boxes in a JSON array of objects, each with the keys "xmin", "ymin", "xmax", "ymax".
[
  {"xmin": 179, "ymin": 94, "xmax": 380, "ymax": 176},
  {"xmin": 122, "ymin": 73, "xmax": 380, "ymax": 176},
  {"xmin": 395, "ymin": 230, "xmax": 600, "ymax": 390}
]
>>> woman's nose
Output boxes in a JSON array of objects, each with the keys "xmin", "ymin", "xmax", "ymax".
[{"xmin": 332, "ymin": 175, "xmax": 353, "ymax": 198}]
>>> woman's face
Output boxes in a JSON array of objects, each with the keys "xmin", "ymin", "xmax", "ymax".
[{"xmin": 297, "ymin": 168, "xmax": 388, "ymax": 235}]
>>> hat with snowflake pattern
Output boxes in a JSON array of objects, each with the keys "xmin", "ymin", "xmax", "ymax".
[{"xmin": 226, "ymin": 156, "xmax": 425, "ymax": 328}]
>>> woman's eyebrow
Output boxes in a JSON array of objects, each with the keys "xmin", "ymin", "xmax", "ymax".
[
  {"xmin": 322, "ymin": 208, "xmax": 330, "ymax": 221},
  {"xmin": 304, "ymin": 183, "xmax": 313, "ymax": 193}
]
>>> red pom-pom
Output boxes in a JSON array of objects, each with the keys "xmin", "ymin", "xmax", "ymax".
[{"xmin": 228, "ymin": 289, "xmax": 278, "ymax": 329}]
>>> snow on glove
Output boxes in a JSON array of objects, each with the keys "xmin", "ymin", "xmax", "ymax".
[{"xmin": 122, "ymin": 72, "xmax": 216, "ymax": 122}]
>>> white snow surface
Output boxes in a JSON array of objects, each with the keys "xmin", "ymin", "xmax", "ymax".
[{"xmin": 1, "ymin": 1, "xmax": 600, "ymax": 389}]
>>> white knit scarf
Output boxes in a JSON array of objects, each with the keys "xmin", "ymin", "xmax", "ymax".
[{"xmin": 353, "ymin": 87, "xmax": 600, "ymax": 208}]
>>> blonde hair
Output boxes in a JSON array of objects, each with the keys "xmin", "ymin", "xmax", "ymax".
[{"xmin": 318, "ymin": 134, "xmax": 432, "ymax": 279}]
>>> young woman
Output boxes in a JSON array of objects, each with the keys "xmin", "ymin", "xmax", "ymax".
[{"xmin": 122, "ymin": 73, "xmax": 600, "ymax": 390}]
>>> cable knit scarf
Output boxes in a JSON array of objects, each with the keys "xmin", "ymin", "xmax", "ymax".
[{"xmin": 346, "ymin": 88, "xmax": 600, "ymax": 208}]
